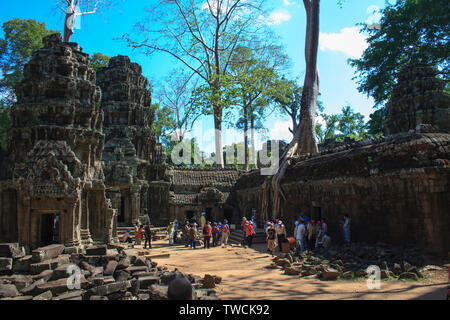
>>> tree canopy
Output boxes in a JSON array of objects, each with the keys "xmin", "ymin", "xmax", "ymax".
[
  {"xmin": 350, "ymin": 0, "xmax": 449, "ymax": 106},
  {"xmin": 0, "ymin": 18, "xmax": 57, "ymax": 106}
]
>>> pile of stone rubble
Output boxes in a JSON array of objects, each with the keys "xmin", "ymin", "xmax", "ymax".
[
  {"xmin": 267, "ymin": 242, "xmax": 446, "ymax": 281},
  {"xmin": 0, "ymin": 243, "xmax": 219, "ymax": 300}
]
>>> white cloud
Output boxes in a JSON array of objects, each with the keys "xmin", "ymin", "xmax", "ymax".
[
  {"xmin": 282, "ymin": 0, "xmax": 295, "ymax": 6},
  {"xmin": 366, "ymin": 5, "xmax": 382, "ymax": 26},
  {"xmin": 267, "ymin": 10, "xmax": 292, "ymax": 26},
  {"xmin": 319, "ymin": 27, "xmax": 368, "ymax": 59},
  {"xmin": 269, "ymin": 120, "xmax": 293, "ymax": 142}
]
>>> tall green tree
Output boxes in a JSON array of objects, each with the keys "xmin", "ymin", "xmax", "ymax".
[
  {"xmin": 90, "ymin": 52, "xmax": 110, "ymax": 71},
  {"xmin": 230, "ymin": 43, "xmax": 290, "ymax": 170},
  {"xmin": 122, "ymin": 0, "xmax": 270, "ymax": 168},
  {"xmin": 0, "ymin": 19, "xmax": 57, "ymax": 106},
  {"xmin": 350, "ymin": 0, "xmax": 449, "ymax": 106},
  {"xmin": 0, "ymin": 19, "xmax": 57, "ymax": 150},
  {"xmin": 366, "ymin": 107, "xmax": 387, "ymax": 138}
]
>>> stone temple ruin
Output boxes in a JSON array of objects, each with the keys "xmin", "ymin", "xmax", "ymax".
[{"xmin": 0, "ymin": 35, "xmax": 449, "ymax": 258}]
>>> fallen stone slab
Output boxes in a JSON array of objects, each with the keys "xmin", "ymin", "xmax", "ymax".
[
  {"xmin": 20, "ymin": 279, "xmax": 45, "ymax": 295},
  {"xmin": 149, "ymin": 285, "xmax": 168, "ymax": 299},
  {"xmin": 125, "ymin": 266, "xmax": 149, "ymax": 274},
  {"xmin": 116, "ymin": 257, "xmax": 131, "ymax": 270},
  {"xmin": 35, "ymin": 276, "xmax": 88, "ymax": 296},
  {"xmin": 32, "ymin": 290, "xmax": 53, "ymax": 300},
  {"xmin": 113, "ymin": 270, "xmax": 130, "ymax": 282},
  {"xmin": 138, "ymin": 276, "xmax": 160, "ymax": 289},
  {"xmin": 0, "ymin": 258, "xmax": 13, "ymax": 273},
  {"xmin": 84, "ymin": 255, "xmax": 119, "ymax": 267},
  {"xmin": 32, "ymin": 270, "xmax": 54, "ymax": 282},
  {"xmin": 90, "ymin": 295, "xmax": 108, "ymax": 300},
  {"xmin": 0, "ymin": 284, "xmax": 20, "ymax": 298},
  {"xmin": 85, "ymin": 245, "xmax": 107, "ymax": 256},
  {"xmin": 1, "ymin": 295, "xmax": 33, "ymax": 300},
  {"xmin": 30, "ymin": 255, "xmax": 70, "ymax": 275},
  {"xmin": 0, "ymin": 243, "xmax": 25, "ymax": 259},
  {"xmin": 321, "ymin": 269, "xmax": 341, "ymax": 280},
  {"xmin": 54, "ymin": 290, "xmax": 84, "ymax": 300},
  {"xmin": 52, "ymin": 264, "xmax": 75, "ymax": 280},
  {"xmin": 89, "ymin": 281, "xmax": 131, "ymax": 296},
  {"xmin": 202, "ymin": 275, "xmax": 216, "ymax": 289},
  {"xmin": 2, "ymin": 274, "xmax": 33, "ymax": 291},
  {"xmin": 13, "ymin": 255, "xmax": 33, "ymax": 273},
  {"xmin": 32, "ymin": 244, "xmax": 64, "ymax": 263},
  {"xmin": 104, "ymin": 260, "xmax": 118, "ymax": 276}
]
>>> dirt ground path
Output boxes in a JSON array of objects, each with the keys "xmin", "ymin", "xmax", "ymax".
[{"xmin": 129, "ymin": 240, "xmax": 449, "ymax": 300}]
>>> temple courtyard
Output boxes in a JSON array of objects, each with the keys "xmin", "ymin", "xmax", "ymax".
[{"xmin": 128, "ymin": 240, "xmax": 449, "ymax": 300}]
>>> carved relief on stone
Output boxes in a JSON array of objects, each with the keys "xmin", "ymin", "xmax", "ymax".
[{"xmin": 14, "ymin": 141, "xmax": 84, "ymax": 197}]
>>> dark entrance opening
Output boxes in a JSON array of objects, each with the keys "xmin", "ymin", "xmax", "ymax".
[
  {"xmin": 224, "ymin": 209, "xmax": 233, "ymax": 224},
  {"xmin": 118, "ymin": 196, "xmax": 125, "ymax": 223},
  {"xmin": 186, "ymin": 211, "xmax": 195, "ymax": 222},
  {"xmin": 312, "ymin": 207, "xmax": 322, "ymax": 221},
  {"xmin": 205, "ymin": 208, "xmax": 213, "ymax": 222},
  {"xmin": 40, "ymin": 214, "xmax": 59, "ymax": 246}
]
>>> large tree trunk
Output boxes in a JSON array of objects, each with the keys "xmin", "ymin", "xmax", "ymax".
[
  {"xmin": 214, "ymin": 106, "xmax": 224, "ymax": 168},
  {"xmin": 270, "ymin": 0, "xmax": 320, "ymax": 218},
  {"xmin": 63, "ymin": 0, "xmax": 77, "ymax": 42},
  {"xmin": 243, "ymin": 102, "xmax": 249, "ymax": 171},
  {"xmin": 250, "ymin": 110, "xmax": 258, "ymax": 169}
]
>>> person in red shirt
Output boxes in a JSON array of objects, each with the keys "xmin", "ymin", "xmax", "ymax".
[
  {"xmin": 211, "ymin": 223, "xmax": 220, "ymax": 247},
  {"xmin": 202, "ymin": 221, "xmax": 212, "ymax": 249},
  {"xmin": 246, "ymin": 222, "xmax": 256, "ymax": 248}
]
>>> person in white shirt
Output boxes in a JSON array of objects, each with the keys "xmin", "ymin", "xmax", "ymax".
[
  {"xmin": 295, "ymin": 220, "xmax": 306, "ymax": 253},
  {"xmin": 275, "ymin": 221, "xmax": 287, "ymax": 252}
]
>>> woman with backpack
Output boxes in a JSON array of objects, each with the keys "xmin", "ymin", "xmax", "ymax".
[
  {"xmin": 211, "ymin": 223, "xmax": 220, "ymax": 247},
  {"xmin": 202, "ymin": 221, "xmax": 212, "ymax": 249}
]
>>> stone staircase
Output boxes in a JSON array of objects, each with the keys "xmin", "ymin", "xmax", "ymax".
[{"xmin": 228, "ymin": 228, "xmax": 267, "ymax": 245}]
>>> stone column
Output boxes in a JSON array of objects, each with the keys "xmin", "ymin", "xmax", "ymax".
[{"xmin": 80, "ymin": 190, "xmax": 93, "ymax": 246}]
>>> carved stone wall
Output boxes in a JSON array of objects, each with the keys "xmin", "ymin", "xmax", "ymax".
[
  {"xmin": 5, "ymin": 33, "xmax": 117, "ymax": 249},
  {"xmin": 97, "ymin": 55, "xmax": 167, "ymax": 226},
  {"xmin": 385, "ymin": 63, "xmax": 450, "ymax": 134}
]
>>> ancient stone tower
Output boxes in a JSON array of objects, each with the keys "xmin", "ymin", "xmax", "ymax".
[
  {"xmin": 385, "ymin": 63, "xmax": 450, "ymax": 134},
  {"xmin": 97, "ymin": 55, "xmax": 167, "ymax": 226},
  {"xmin": 7, "ymin": 34, "xmax": 117, "ymax": 249}
]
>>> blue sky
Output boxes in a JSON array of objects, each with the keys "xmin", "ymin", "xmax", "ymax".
[{"xmin": 0, "ymin": 0, "xmax": 388, "ymax": 153}]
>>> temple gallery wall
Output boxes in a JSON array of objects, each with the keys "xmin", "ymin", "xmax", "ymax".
[{"xmin": 0, "ymin": 35, "xmax": 448, "ymax": 255}]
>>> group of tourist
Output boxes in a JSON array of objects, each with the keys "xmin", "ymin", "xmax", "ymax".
[
  {"xmin": 178, "ymin": 213, "xmax": 231, "ymax": 250},
  {"xmin": 121, "ymin": 222, "xmax": 154, "ymax": 249}
]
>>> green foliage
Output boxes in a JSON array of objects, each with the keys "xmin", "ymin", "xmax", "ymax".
[
  {"xmin": 350, "ymin": 0, "xmax": 450, "ymax": 106},
  {"xmin": 151, "ymin": 103, "xmax": 176, "ymax": 146},
  {"xmin": 90, "ymin": 52, "xmax": 111, "ymax": 71},
  {"xmin": 317, "ymin": 106, "xmax": 368, "ymax": 144},
  {"xmin": 366, "ymin": 107, "xmax": 387, "ymax": 138},
  {"xmin": 0, "ymin": 19, "xmax": 58, "ymax": 106}
]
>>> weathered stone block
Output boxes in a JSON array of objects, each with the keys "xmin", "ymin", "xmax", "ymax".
[
  {"xmin": 35, "ymin": 276, "xmax": 87, "ymax": 296},
  {"xmin": 89, "ymin": 281, "xmax": 131, "ymax": 296},
  {"xmin": 32, "ymin": 290, "xmax": 53, "ymax": 300},
  {"xmin": 32, "ymin": 244, "xmax": 64, "ymax": 263},
  {"xmin": 13, "ymin": 255, "xmax": 33, "ymax": 273},
  {"xmin": 85, "ymin": 245, "xmax": 107, "ymax": 256},
  {"xmin": 138, "ymin": 276, "xmax": 160, "ymax": 289},
  {"xmin": 0, "ymin": 258, "xmax": 13, "ymax": 272},
  {"xmin": 0, "ymin": 284, "xmax": 20, "ymax": 298},
  {"xmin": 0, "ymin": 243, "xmax": 25, "ymax": 259},
  {"xmin": 104, "ymin": 260, "xmax": 118, "ymax": 275},
  {"xmin": 30, "ymin": 255, "xmax": 70, "ymax": 275},
  {"xmin": 54, "ymin": 290, "xmax": 84, "ymax": 300}
]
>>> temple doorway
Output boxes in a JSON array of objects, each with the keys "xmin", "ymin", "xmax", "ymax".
[
  {"xmin": 40, "ymin": 213, "xmax": 60, "ymax": 246},
  {"xmin": 224, "ymin": 209, "xmax": 233, "ymax": 224},
  {"xmin": 118, "ymin": 196, "xmax": 125, "ymax": 223},
  {"xmin": 205, "ymin": 208, "xmax": 213, "ymax": 222},
  {"xmin": 185, "ymin": 210, "xmax": 195, "ymax": 222}
]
